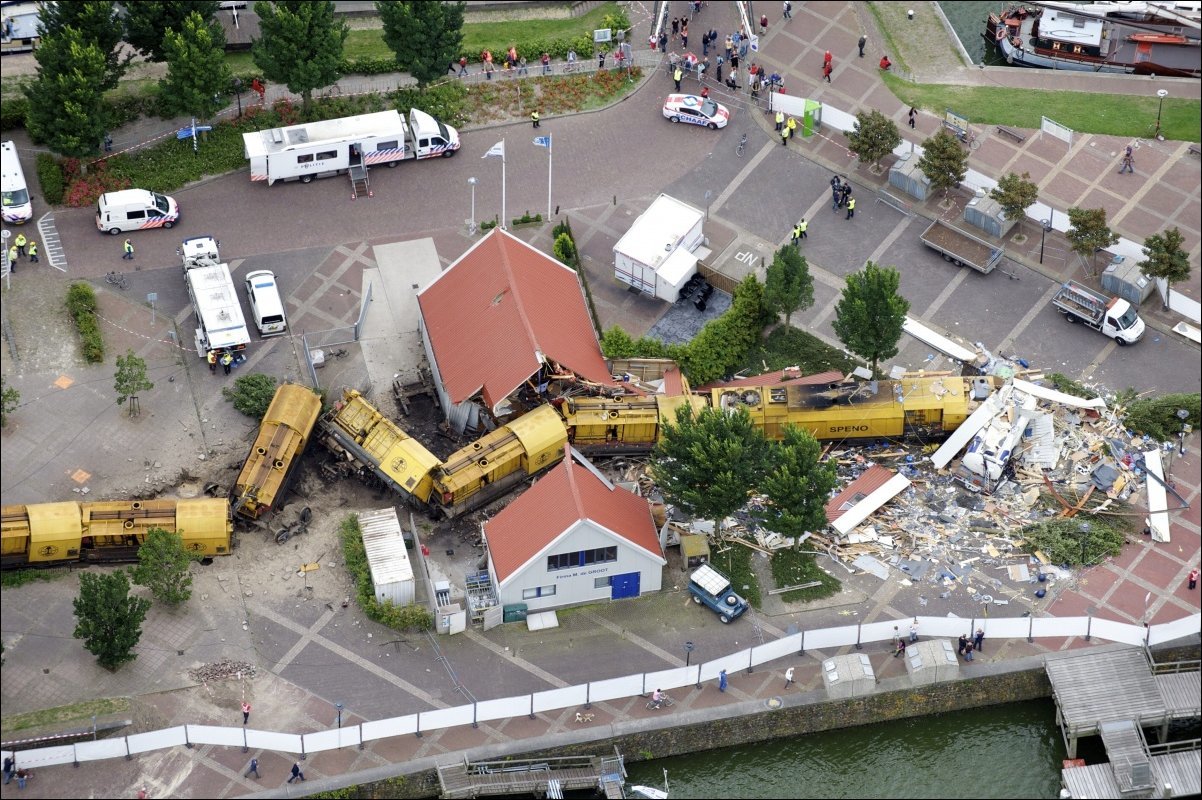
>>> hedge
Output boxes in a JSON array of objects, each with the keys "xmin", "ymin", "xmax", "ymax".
[
  {"xmin": 66, "ymin": 282, "xmax": 105, "ymax": 364},
  {"xmin": 36, "ymin": 153, "xmax": 65, "ymax": 205}
]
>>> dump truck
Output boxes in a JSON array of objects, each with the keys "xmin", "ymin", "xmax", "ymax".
[
  {"xmin": 920, "ymin": 219, "xmax": 1004, "ymax": 274},
  {"xmin": 687, "ymin": 564, "xmax": 749, "ymax": 624},
  {"xmin": 1051, "ymin": 280, "xmax": 1145, "ymax": 345}
]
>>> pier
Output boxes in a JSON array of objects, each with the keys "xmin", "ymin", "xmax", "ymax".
[{"xmin": 436, "ymin": 751, "xmax": 627, "ymax": 799}]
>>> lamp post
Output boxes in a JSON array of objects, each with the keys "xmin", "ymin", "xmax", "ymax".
[
  {"xmin": 335, "ymin": 702, "xmax": 343, "ymax": 728},
  {"xmin": 467, "ymin": 176, "xmax": 478, "ymax": 234},
  {"xmin": 233, "ymin": 77, "xmax": 243, "ymax": 119},
  {"xmin": 1078, "ymin": 522, "xmax": 1090, "ymax": 567},
  {"xmin": 1177, "ymin": 408, "xmax": 1190, "ymax": 456},
  {"xmin": 684, "ymin": 640, "xmax": 695, "ymax": 667},
  {"xmin": 1039, "ymin": 218, "xmax": 1053, "ymax": 265},
  {"xmin": 1154, "ymin": 89, "xmax": 1168, "ymax": 141}
]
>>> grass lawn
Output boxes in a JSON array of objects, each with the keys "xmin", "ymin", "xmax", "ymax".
[
  {"xmin": 1, "ymin": 697, "xmax": 131, "ymax": 733},
  {"xmin": 0, "ymin": 568, "xmax": 63, "ymax": 589},
  {"xmin": 740, "ymin": 325, "xmax": 860, "ymax": 378},
  {"xmin": 770, "ymin": 548, "xmax": 842, "ymax": 603},
  {"xmin": 709, "ymin": 540, "xmax": 762, "ymax": 609}
]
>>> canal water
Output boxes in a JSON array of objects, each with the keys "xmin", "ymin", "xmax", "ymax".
[
  {"xmin": 623, "ymin": 699, "xmax": 1090, "ymax": 798},
  {"xmin": 939, "ymin": 1, "xmax": 1012, "ymax": 66}
]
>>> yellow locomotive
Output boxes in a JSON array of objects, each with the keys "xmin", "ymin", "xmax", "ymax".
[
  {"xmin": 0, "ymin": 497, "xmax": 233, "ymax": 569},
  {"xmin": 230, "ymin": 383, "xmax": 323, "ymax": 521}
]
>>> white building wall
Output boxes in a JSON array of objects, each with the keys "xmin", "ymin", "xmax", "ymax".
[{"xmin": 496, "ymin": 520, "xmax": 664, "ymax": 612}]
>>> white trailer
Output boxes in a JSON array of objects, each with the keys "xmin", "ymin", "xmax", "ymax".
[
  {"xmin": 613, "ymin": 194, "xmax": 706, "ymax": 302},
  {"xmin": 242, "ymin": 109, "xmax": 460, "ymax": 186},
  {"xmin": 180, "ymin": 236, "xmax": 251, "ymax": 358}
]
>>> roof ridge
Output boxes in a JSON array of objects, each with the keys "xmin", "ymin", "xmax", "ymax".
[
  {"xmin": 564, "ymin": 452, "xmax": 589, "ymax": 520},
  {"xmin": 497, "ymin": 231, "xmax": 544, "ymax": 365}
]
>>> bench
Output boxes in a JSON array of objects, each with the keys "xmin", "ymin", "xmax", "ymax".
[
  {"xmin": 1189, "ymin": 143, "xmax": 1200, "ymax": 157},
  {"xmin": 996, "ymin": 125, "xmax": 1026, "ymax": 143}
]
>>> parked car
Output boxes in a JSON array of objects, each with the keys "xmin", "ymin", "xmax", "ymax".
[
  {"xmin": 244, "ymin": 270, "xmax": 288, "ymax": 336},
  {"xmin": 687, "ymin": 564, "xmax": 748, "ymax": 623},
  {"xmin": 663, "ymin": 94, "xmax": 730, "ymax": 130}
]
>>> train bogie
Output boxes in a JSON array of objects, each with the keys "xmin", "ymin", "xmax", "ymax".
[{"xmin": 231, "ymin": 383, "xmax": 322, "ymax": 521}]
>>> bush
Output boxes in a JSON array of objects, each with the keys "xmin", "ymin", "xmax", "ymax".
[
  {"xmin": 512, "ymin": 211, "xmax": 542, "ymax": 226},
  {"xmin": 0, "ymin": 96, "xmax": 29, "ymax": 132},
  {"xmin": 37, "ymin": 153, "xmax": 66, "ymax": 205},
  {"xmin": 221, "ymin": 373, "xmax": 278, "ymax": 419},
  {"xmin": 553, "ymin": 232, "xmax": 576, "ymax": 265},
  {"xmin": 1020, "ymin": 517, "xmax": 1124, "ymax": 566},
  {"xmin": 66, "ymin": 282, "xmax": 105, "ymax": 363}
]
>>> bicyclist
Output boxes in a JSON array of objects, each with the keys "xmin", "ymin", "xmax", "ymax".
[
  {"xmin": 651, "ymin": 688, "xmax": 663, "ymax": 705},
  {"xmin": 566, "ymin": 49, "xmax": 577, "ymax": 70}
]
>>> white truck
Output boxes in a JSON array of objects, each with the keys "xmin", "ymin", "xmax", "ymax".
[
  {"xmin": 242, "ymin": 109, "xmax": 460, "ymax": 186},
  {"xmin": 180, "ymin": 236, "xmax": 251, "ymax": 359},
  {"xmin": 1051, "ymin": 280, "xmax": 1145, "ymax": 345}
]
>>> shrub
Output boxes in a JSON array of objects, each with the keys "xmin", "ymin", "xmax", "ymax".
[
  {"xmin": 553, "ymin": 232, "xmax": 576, "ymax": 265},
  {"xmin": 0, "ymin": 96, "xmax": 29, "ymax": 132},
  {"xmin": 221, "ymin": 373, "xmax": 278, "ymax": 419},
  {"xmin": 37, "ymin": 153, "xmax": 66, "ymax": 205},
  {"xmin": 66, "ymin": 282, "xmax": 105, "ymax": 363},
  {"xmin": 512, "ymin": 211, "xmax": 542, "ymax": 226}
]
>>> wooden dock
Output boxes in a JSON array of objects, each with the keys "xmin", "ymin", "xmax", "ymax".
[{"xmin": 437, "ymin": 752, "xmax": 627, "ymax": 799}]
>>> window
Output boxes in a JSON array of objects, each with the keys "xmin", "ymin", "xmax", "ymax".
[
  {"xmin": 315, "ymin": 150, "xmax": 337, "ymax": 161},
  {"xmin": 375, "ymin": 140, "xmax": 399, "ymax": 152},
  {"xmin": 547, "ymin": 546, "xmax": 618, "ymax": 572},
  {"xmin": 126, "ymin": 209, "xmax": 145, "ymax": 220},
  {"xmin": 522, "ymin": 585, "xmax": 556, "ymax": 599},
  {"xmin": 297, "ymin": 154, "xmax": 314, "ymax": 164},
  {"xmin": 593, "ymin": 576, "xmax": 612, "ymax": 589}
]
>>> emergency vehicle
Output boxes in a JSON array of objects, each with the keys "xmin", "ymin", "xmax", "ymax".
[
  {"xmin": 662, "ymin": 94, "xmax": 730, "ymax": 130},
  {"xmin": 180, "ymin": 236, "xmax": 251, "ymax": 358},
  {"xmin": 242, "ymin": 109, "xmax": 460, "ymax": 186},
  {"xmin": 1, "ymin": 140, "xmax": 32, "ymax": 224}
]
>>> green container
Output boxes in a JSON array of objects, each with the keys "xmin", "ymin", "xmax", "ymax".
[{"xmin": 503, "ymin": 603, "xmax": 528, "ymax": 623}]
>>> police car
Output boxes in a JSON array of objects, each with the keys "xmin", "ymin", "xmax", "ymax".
[{"xmin": 662, "ymin": 94, "xmax": 730, "ymax": 130}]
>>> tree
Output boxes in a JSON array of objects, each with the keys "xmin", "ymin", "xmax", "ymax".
[
  {"xmin": 37, "ymin": 0, "xmax": 128, "ymax": 91},
  {"xmin": 764, "ymin": 246, "xmax": 815, "ymax": 326},
  {"xmin": 651, "ymin": 404, "xmax": 769, "ymax": 533},
  {"xmin": 1, "ymin": 378, "xmax": 18, "ymax": 427},
  {"xmin": 159, "ymin": 11, "xmax": 232, "ymax": 119},
  {"xmin": 916, "ymin": 128, "xmax": 968, "ymax": 200},
  {"xmin": 1066, "ymin": 207, "xmax": 1120, "ymax": 274},
  {"xmin": 23, "ymin": 28, "xmax": 111, "ymax": 158},
  {"xmin": 130, "ymin": 528, "xmax": 198, "ymax": 606},
  {"xmin": 252, "ymin": 0, "xmax": 348, "ymax": 112},
  {"xmin": 378, "ymin": 0, "xmax": 466, "ymax": 88},
  {"xmin": 989, "ymin": 171, "xmax": 1039, "ymax": 222},
  {"xmin": 843, "ymin": 109, "xmax": 902, "ymax": 171},
  {"xmin": 222, "ymin": 373, "xmax": 278, "ymax": 419},
  {"xmin": 114, "ymin": 350, "xmax": 154, "ymax": 416},
  {"xmin": 755, "ymin": 425, "xmax": 838, "ymax": 542},
  {"xmin": 73, "ymin": 570, "xmax": 151, "ymax": 670},
  {"xmin": 831, "ymin": 261, "xmax": 910, "ymax": 376},
  {"xmin": 125, "ymin": 0, "xmax": 221, "ymax": 62},
  {"xmin": 1137, "ymin": 227, "xmax": 1191, "ymax": 310}
]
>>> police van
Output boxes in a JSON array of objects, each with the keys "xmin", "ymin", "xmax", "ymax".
[
  {"xmin": 1, "ymin": 140, "xmax": 32, "ymax": 224},
  {"xmin": 95, "ymin": 189, "xmax": 180, "ymax": 234},
  {"xmin": 244, "ymin": 270, "xmax": 287, "ymax": 336}
]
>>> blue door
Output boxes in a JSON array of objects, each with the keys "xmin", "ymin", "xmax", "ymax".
[{"xmin": 610, "ymin": 571, "xmax": 640, "ymax": 600}]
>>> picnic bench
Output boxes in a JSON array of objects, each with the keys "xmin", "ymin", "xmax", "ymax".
[
  {"xmin": 1188, "ymin": 143, "xmax": 1200, "ymax": 157},
  {"xmin": 996, "ymin": 125, "xmax": 1026, "ymax": 143}
]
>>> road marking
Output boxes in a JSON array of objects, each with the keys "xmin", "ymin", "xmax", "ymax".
[{"xmin": 36, "ymin": 211, "xmax": 68, "ymax": 273}]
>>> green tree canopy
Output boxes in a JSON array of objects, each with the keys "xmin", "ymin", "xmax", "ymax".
[
  {"xmin": 114, "ymin": 350, "xmax": 154, "ymax": 415},
  {"xmin": 24, "ymin": 28, "xmax": 111, "ymax": 158},
  {"xmin": 222, "ymin": 373, "xmax": 279, "ymax": 419},
  {"xmin": 764, "ymin": 246, "xmax": 815, "ymax": 326},
  {"xmin": 73, "ymin": 570, "xmax": 152, "ymax": 670},
  {"xmin": 1066, "ymin": 207, "xmax": 1120, "ymax": 273},
  {"xmin": 916, "ymin": 128, "xmax": 968, "ymax": 200},
  {"xmin": 831, "ymin": 261, "xmax": 910, "ymax": 376},
  {"xmin": 378, "ymin": 0, "xmax": 466, "ymax": 87},
  {"xmin": 989, "ymin": 171, "xmax": 1039, "ymax": 222},
  {"xmin": 844, "ymin": 108, "xmax": 902, "ymax": 170},
  {"xmin": 37, "ymin": 0, "xmax": 129, "ymax": 90},
  {"xmin": 1137, "ymin": 227, "xmax": 1190, "ymax": 310},
  {"xmin": 755, "ymin": 425, "xmax": 838, "ymax": 541},
  {"xmin": 1, "ymin": 378, "xmax": 19, "ymax": 428},
  {"xmin": 125, "ymin": 0, "xmax": 221, "ymax": 61},
  {"xmin": 651, "ymin": 404, "xmax": 769, "ymax": 532},
  {"xmin": 252, "ymin": 0, "xmax": 348, "ymax": 111},
  {"xmin": 130, "ymin": 528, "xmax": 199, "ymax": 606},
  {"xmin": 159, "ymin": 11, "xmax": 232, "ymax": 119}
]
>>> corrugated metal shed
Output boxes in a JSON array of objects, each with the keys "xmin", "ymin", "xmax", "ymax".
[{"xmin": 358, "ymin": 507, "xmax": 415, "ymax": 606}]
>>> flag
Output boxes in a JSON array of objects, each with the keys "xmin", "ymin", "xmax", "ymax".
[
  {"xmin": 482, "ymin": 140, "xmax": 505, "ymax": 159},
  {"xmin": 532, "ymin": 136, "xmax": 551, "ymax": 148}
]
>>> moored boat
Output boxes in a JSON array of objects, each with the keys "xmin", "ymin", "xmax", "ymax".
[{"xmin": 983, "ymin": 1, "xmax": 1201, "ymax": 78}]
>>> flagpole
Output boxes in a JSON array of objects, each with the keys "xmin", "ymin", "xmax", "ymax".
[
  {"xmin": 501, "ymin": 138, "xmax": 507, "ymax": 230},
  {"xmin": 547, "ymin": 133, "xmax": 552, "ymax": 221}
]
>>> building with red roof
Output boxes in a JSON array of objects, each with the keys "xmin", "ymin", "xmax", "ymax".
[
  {"xmin": 483, "ymin": 451, "xmax": 665, "ymax": 612},
  {"xmin": 417, "ymin": 228, "xmax": 616, "ymax": 433}
]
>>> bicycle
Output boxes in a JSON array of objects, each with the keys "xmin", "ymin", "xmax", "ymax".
[
  {"xmin": 104, "ymin": 271, "xmax": 129, "ymax": 290},
  {"xmin": 735, "ymin": 132, "xmax": 748, "ymax": 158},
  {"xmin": 963, "ymin": 128, "xmax": 981, "ymax": 151},
  {"xmin": 646, "ymin": 693, "xmax": 675, "ymax": 710}
]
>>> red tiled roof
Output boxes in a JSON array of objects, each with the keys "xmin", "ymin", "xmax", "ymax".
[
  {"xmin": 699, "ymin": 368, "xmax": 843, "ymax": 391},
  {"xmin": 825, "ymin": 465, "xmax": 897, "ymax": 522},
  {"xmin": 417, "ymin": 229, "xmax": 614, "ymax": 410},
  {"xmin": 485, "ymin": 454, "xmax": 664, "ymax": 584}
]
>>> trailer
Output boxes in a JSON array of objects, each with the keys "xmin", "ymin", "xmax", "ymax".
[
  {"xmin": 242, "ymin": 109, "xmax": 460, "ymax": 187},
  {"xmin": 919, "ymin": 219, "xmax": 1004, "ymax": 274},
  {"xmin": 1051, "ymin": 280, "xmax": 1145, "ymax": 345},
  {"xmin": 181, "ymin": 236, "xmax": 251, "ymax": 358}
]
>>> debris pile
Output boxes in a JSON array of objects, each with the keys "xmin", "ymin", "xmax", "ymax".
[{"xmin": 188, "ymin": 658, "xmax": 258, "ymax": 684}]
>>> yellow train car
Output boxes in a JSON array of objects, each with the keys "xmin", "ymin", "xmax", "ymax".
[
  {"xmin": 231, "ymin": 383, "xmax": 323, "ymax": 521},
  {"xmin": 433, "ymin": 404, "xmax": 568, "ymax": 516},
  {"xmin": 559, "ymin": 393, "xmax": 709, "ymax": 454},
  {"xmin": 0, "ymin": 497, "xmax": 233, "ymax": 569},
  {"xmin": 712, "ymin": 376, "xmax": 988, "ymax": 441},
  {"xmin": 320, "ymin": 389, "xmax": 442, "ymax": 507}
]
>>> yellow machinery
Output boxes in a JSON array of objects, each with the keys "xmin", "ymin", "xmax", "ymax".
[
  {"xmin": 231, "ymin": 383, "xmax": 323, "ymax": 521},
  {"xmin": 560, "ymin": 393, "xmax": 708, "ymax": 453}
]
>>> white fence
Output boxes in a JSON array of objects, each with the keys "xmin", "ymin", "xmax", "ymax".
[{"xmin": 4, "ymin": 612, "xmax": 1197, "ymax": 769}]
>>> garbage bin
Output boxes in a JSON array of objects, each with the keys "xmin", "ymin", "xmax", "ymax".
[{"xmin": 503, "ymin": 603, "xmax": 528, "ymax": 623}]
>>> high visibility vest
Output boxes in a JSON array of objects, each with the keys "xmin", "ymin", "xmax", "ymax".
[
  {"xmin": 221, "ymin": 353, "xmax": 233, "ymax": 366},
  {"xmin": 15, "ymin": 234, "xmax": 26, "ymax": 247},
  {"xmin": 28, "ymin": 242, "xmax": 37, "ymax": 255},
  {"xmin": 798, "ymin": 220, "xmax": 807, "ymax": 232},
  {"xmin": 782, "ymin": 127, "xmax": 791, "ymax": 139},
  {"xmin": 531, "ymin": 112, "xmax": 539, "ymax": 122},
  {"xmin": 207, "ymin": 351, "xmax": 217, "ymax": 365},
  {"xmin": 674, "ymin": 68, "xmax": 682, "ymax": 80},
  {"xmin": 124, "ymin": 241, "xmax": 134, "ymax": 253},
  {"xmin": 775, "ymin": 111, "xmax": 784, "ymax": 124},
  {"xmin": 788, "ymin": 118, "xmax": 797, "ymax": 130},
  {"xmin": 792, "ymin": 226, "xmax": 801, "ymax": 239},
  {"xmin": 847, "ymin": 198, "xmax": 856, "ymax": 210}
]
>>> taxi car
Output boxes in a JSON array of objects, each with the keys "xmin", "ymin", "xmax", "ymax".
[{"xmin": 662, "ymin": 94, "xmax": 730, "ymax": 130}]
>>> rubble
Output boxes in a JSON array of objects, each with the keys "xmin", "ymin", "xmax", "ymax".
[{"xmin": 188, "ymin": 658, "xmax": 257, "ymax": 684}]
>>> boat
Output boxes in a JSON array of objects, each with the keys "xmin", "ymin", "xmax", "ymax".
[
  {"xmin": 984, "ymin": 1, "xmax": 1201, "ymax": 78},
  {"xmin": 628, "ymin": 768, "xmax": 670, "ymax": 799}
]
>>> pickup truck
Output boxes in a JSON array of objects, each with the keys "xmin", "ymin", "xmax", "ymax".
[
  {"xmin": 920, "ymin": 219, "xmax": 1004, "ymax": 274},
  {"xmin": 1051, "ymin": 280, "xmax": 1144, "ymax": 345},
  {"xmin": 687, "ymin": 564, "xmax": 749, "ymax": 624}
]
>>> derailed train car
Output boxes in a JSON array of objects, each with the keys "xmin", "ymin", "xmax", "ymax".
[
  {"xmin": 230, "ymin": 383, "xmax": 323, "ymax": 521},
  {"xmin": 0, "ymin": 498, "xmax": 233, "ymax": 569}
]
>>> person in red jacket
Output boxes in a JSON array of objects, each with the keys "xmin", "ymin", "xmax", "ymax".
[{"xmin": 879, "ymin": 55, "xmax": 892, "ymax": 70}]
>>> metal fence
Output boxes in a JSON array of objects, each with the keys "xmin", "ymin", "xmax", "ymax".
[{"xmin": 301, "ymin": 281, "xmax": 372, "ymax": 388}]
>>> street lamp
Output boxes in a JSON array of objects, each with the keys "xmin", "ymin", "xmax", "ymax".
[
  {"xmin": 1039, "ymin": 218, "xmax": 1053, "ymax": 265},
  {"xmin": 467, "ymin": 176, "xmax": 478, "ymax": 234},
  {"xmin": 1177, "ymin": 408, "xmax": 1190, "ymax": 456},
  {"xmin": 684, "ymin": 640, "xmax": 695, "ymax": 667},
  {"xmin": 232, "ymin": 77, "xmax": 243, "ymax": 118},
  {"xmin": 1078, "ymin": 522, "xmax": 1090, "ymax": 567},
  {"xmin": 335, "ymin": 702, "xmax": 343, "ymax": 728},
  {"xmin": 1154, "ymin": 89, "xmax": 1168, "ymax": 141}
]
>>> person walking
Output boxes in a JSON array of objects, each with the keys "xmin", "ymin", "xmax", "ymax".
[
  {"xmin": 1118, "ymin": 144, "xmax": 1135, "ymax": 174},
  {"xmin": 822, "ymin": 61, "xmax": 832, "ymax": 83},
  {"xmin": 780, "ymin": 122, "xmax": 791, "ymax": 147},
  {"xmin": 715, "ymin": 55, "xmax": 724, "ymax": 84},
  {"xmin": 1189, "ymin": 566, "xmax": 1199, "ymax": 590},
  {"xmin": 760, "ymin": 13, "xmax": 768, "ymax": 34},
  {"xmin": 531, "ymin": 110, "xmax": 540, "ymax": 128},
  {"xmin": 908, "ymin": 106, "xmax": 917, "ymax": 129},
  {"xmin": 597, "ymin": 50, "xmax": 605, "ymax": 69},
  {"xmin": 718, "ymin": 669, "xmax": 728, "ymax": 692},
  {"xmin": 858, "ymin": 35, "xmax": 867, "ymax": 57},
  {"xmin": 245, "ymin": 758, "xmax": 260, "ymax": 779},
  {"xmin": 16, "ymin": 769, "xmax": 29, "ymax": 790},
  {"xmin": 784, "ymin": 666, "xmax": 795, "ymax": 688},
  {"xmin": 287, "ymin": 762, "xmax": 305, "ymax": 783},
  {"xmin": 797, "ymin": 218, "xmax": 807, "ymax": 239},
  {"xmin": 221, "ymin": 351, "xmax": 234, "ymax": 375},
  {"xmin": 894, "ymin": 637, "xmax": 906, "ymax": 658},
  {"xmin": 681, "ymin": 24, "xmax": 688, "ymax": 49},
  {"xmin": 207, "ymin": 350, "xmax": 218, "ymax": 373},
  {"xmin": 658, "ymin": 31, "xmax": 668, "ymax": 53},
  {"xmin": 790, "ymin": 223, "xmax": 801, "ymax": 246},
  {"xmin": 3, "ymin": 756, "xmax": 14, "ymax": 785},
  {"xmin": 831, "ymin": 184, "xmax": 842, "ymax": 212},
  {"xmin": 909, "ymin": 621, "xmax": 919, "ymax": 643},
  {"xmin": 673, "ymin": 64, "xmax": 683, "ymax": 91},
  {"xmin": 775, "ymin": 110, "xmax": 784, "ymax": 132},
  {"xmin": 957, "ymin": 634, "xmax": 968, "ymax": 656},
  {"xmin": 783, "ymin": 1, "xmax": 792, "ymax": 20},
  {"xmin": 964, "ymin": 640, "xmax": 975, "ymax": 662},
  {"xmin": 27, "ymin": 240, "xmax": 38, "ymax": 263},
  {"xmin": 458, "ymin": 56, "xmax": 468, "ymax": 77},
  {"xmin": 14, "ymin": 232, "xmax": 26, "ymax": 258},
  {"xmin": 122, "ymin": 238, "xmax": 134, "ymax": 260},
  {"xmin": 241, "ymin": 700, "xmax": 252, "ymax": 724},
  {"xmin": 974, "ymin": 628, "xmax": 985, "ymax": 653},
  {"xmin": 787, "ymin": 115, "xmax": 797, "ymax": 139},
  {"xmin": 7, "ymin": 244, "xmax": 18, "ymax": 269},
  {"xmin": 840, "ymin": 181, "xmax": 852, "ymax": 207},
  {"xmin": 845, "ymin": 196, "xmax": 855, "ymax": 220}
]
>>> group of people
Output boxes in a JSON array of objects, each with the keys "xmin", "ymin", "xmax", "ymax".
[
  {"xmin": 830, "ymin": 175, "xmax": 853, "ymax": 214},
  {"xmin": 2, "ymin": 757, "xmax": 31, "ymax": 789},
  {"xmin": 5, "ymin": 232, "xmax": 38, "ymax": 271},
  {"xmin": 958, "ymin": 629, "xmax": 986, "ymax": 661},
  {"xmin": 206, "ymin": 348, "xmax": 237, "ymax": 375}
]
